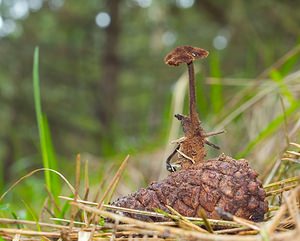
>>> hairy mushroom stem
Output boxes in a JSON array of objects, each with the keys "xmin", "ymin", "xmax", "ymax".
[{"xmin": 187, "ymin": 62, "xmax": 198, "ymax": 126}]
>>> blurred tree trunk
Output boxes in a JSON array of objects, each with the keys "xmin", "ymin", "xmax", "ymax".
[
  {"xmin": 3, "ymin": 136, "xmax": 14, "ymax": 183},
  {"xmin": 1, "ymin": 102, "xmax": 17, "ymax": 186},
  {"xmin": 96, "ymin": 0, "xmax": 121, "ymax": 155},
  {"xmin": 196, "ymin": 0, "xmax": 227, "ymax": 25}
]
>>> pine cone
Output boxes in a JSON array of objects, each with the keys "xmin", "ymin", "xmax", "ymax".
[{"xmin": 112, "ymin": 154, "xmax": 268, "ymax": 222}]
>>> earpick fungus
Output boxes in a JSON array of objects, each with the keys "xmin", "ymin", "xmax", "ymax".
[
  {"xmin": 112, "ymin": 46, "xmax": 268, "ymax": 223},
  {"xmin": 164, "ymin": 46, "xmax": 222, "ymax": 172}
]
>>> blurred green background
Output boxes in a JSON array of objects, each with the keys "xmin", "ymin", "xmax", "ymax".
[{"xmin": 0, "ymin": 0, "xmax": 300, "ymax": 217}]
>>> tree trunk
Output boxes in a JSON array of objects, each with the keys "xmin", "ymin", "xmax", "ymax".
[{"xmin": 96, "ymin": 0, "xmax": 121, "ymax": 154}]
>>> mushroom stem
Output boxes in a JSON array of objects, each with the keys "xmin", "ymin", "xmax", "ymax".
[{"xmin": 187, "ymin": 62, "xmax": 198, "ymax": 125}]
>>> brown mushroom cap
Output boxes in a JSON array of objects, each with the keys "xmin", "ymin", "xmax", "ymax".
[{"xmin": 164, "ymin": 45, "xmax": 209, "ymax": 66}]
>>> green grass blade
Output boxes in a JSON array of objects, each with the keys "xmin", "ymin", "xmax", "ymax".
[
  {"xmin": 42, "ymin": 115, "xmax": 61, "ymax": 196},
  {"xmin": 59, "ymin": 200, "xmax": 71, "ymax": 219},
  {"xmin": 33, "ymin": 47, "xmax": 52, "ymax": 193},
  {"xmin": 11, "ymin": 212, "xmax": 23, "ymax": 229},
  {"xmin": 33, "ymin": 47, "xmax": 61, "ymax": 200},
  {"xmin": 279, "ymin": 50, "xmax": 300, "ymax": 76},
  {"xmin": 33, "ymin": 47, "xmax": 60, "ymax": 201},
  {"xmin": 21, "ymin": 200, "xmax": 41, "ymax": 231},
  {"xmin": 270, "ymin": 70, "xmax": 295, "ymax": 104}
]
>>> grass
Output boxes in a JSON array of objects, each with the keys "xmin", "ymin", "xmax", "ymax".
[
  {"xmin": 0, "ymin": 144, "xmax": 300, "ymax": 240},
  {"xmin": 33, "ymin": 47, "xmax": 60, "ymax": 199},
  {"xmin": 237, "ymin": 100, "xmax": 300, "ymax": 158},
  {"xmin": 207, "ymin": 48, "xmax": 300, "ymax": 163}
]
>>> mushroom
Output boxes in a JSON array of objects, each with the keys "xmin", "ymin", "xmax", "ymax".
[
  {"xmin": 164, "ymin": 45, "xmax": 209, "ymax": 126},
  {"xmin": 164, "ymin": 46, "xmax": 223, "ymax": 171}
]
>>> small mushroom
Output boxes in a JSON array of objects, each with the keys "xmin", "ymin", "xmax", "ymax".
[{"xmin": 164, "ymin": 46, "xmax": 209, "ymax": 125}]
